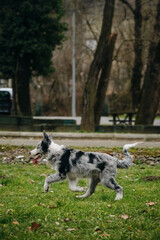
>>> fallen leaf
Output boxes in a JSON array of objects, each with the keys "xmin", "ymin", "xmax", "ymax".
[
  {"xmin": 0, "ymin": 175, "xmax": 6, "ymax": 179},
  {"xmin": 121, "ymin": 214, "xmax": 129, "ymax": 220},
  {"xmin": 28, "ymin": 227, "xmax": 32, "ymax": 232},
  {"xmin": 64, "ymin": 218, "xmax": 72, "ymax": 222},
  {"xmin": 13, "ymin": 221, "xmax": 19, "ymax": 225},
  {"xmin": 142, "ymin": 176, "xmax": 160, "ymax": 181},
  {"xmin": 142, "ymin": 209, "xmax": 148, "ymax": 213},
  {"xmin": 30, "ymin": 180, "xmax": 35, "ymax": 184},
  {"xmin": 47, "ymin": 204, "xmax": 57, "ymax": 209},
  {"xmin": 128, "ymin": 226, "xmax": 132, "ymax": 231},
  {"xmin": 67, "ymin": 228, "xmax": 76, "ymax": 232},
  {"xmin": 146, "ymin": 201, "xmax": 156, "ymax": 206},
  {"xmin": 100, "ymin": 233, "xmax": 110, "ymax": 237},
  {"xmin": 96, "ymin": 229, "xmax": 102, "ymax": 233},
  {"xmin": 95, "ymin": 226, "xmax": 102, "ymax": 233},
  {"xmin": 40, "ymin": 174, "xmax": 48, "ymax": 177},
  {"xmin": 28, "ymin": 222, "xmax": 41, "ymax": 231}
]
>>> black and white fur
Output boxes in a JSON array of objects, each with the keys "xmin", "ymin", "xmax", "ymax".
[{"xmin": 29, "ymin": 131, "xmax": 140, "ymax": 200}]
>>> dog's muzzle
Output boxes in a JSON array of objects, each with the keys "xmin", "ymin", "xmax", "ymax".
[{"xmin": 29, "ymin": 150, "xmax": 42, "ymax": 164}]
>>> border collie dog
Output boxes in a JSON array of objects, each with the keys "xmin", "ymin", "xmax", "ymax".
[{"xmin": 29, "ymin": 131, "xmax": 139, "ymax": 200}]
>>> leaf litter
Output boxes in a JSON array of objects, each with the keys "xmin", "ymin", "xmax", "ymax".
[{"xmin": 1, "ymin": 145, "xmax": 160, "ymax": 165}]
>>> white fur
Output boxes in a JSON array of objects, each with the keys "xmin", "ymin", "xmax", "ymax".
[{"xmin": 29, "ymin": 131, "xmax": 141, "ymax": 201}]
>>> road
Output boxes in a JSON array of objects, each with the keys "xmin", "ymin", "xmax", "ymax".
[
  {"xmin": 0, "ymin": 132, "xmax": 160, "ymax": 148},
  {"xmin": 0, "ymin": 139, "xmax": 159, "ymax": 148}
]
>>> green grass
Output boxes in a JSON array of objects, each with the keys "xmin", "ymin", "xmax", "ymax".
[{"xmin": 0, "ymin": 146, "xmax": 160, "ymax": 240}]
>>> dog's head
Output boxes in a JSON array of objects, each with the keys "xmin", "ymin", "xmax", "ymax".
[{"xmin": 29, "ymin": 131, "xmax": 51, "ymax": 163}]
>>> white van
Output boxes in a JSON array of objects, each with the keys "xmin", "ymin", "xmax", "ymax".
[{"xmin": 0, "ymin": 88, "xmax": 13, "ymax": 114}]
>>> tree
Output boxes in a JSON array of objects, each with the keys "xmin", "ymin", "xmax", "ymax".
[
  {"xmin": 120, "ymin": 0, "xmax": 143, "ymax": 110},
  {"xmin": 81, "ymin": 0, "xmax": 116, "ymax": 131},
  {"xmin": 135, "ymin": 0, "xmax": 160, "ymax": 125},
  {"xmin": 94, "ymin": 33, "xmax": 117, "ymax": 125},
  {"xmin": 0, "ymin": 0, "xmax": 67, "ymax": 116}
]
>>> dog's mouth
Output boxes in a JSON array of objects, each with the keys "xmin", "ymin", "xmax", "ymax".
[{"xmin": 30, "ymin": 154, "xmax": 42, "ymax": 164}]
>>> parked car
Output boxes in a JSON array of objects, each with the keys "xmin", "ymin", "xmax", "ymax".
[{"xmin": 0, "ymin": 88, "xmax": 13, "ymax": 114}]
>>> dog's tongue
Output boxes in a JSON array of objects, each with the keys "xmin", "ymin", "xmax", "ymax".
[{"xmin": 33, "ymin": 155, "xmax": 41, "ymax": 164}]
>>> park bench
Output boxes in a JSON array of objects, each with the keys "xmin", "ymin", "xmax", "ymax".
[{"xmin": 109, "ymin": 112, "xmax": 136, "ymax": 125}]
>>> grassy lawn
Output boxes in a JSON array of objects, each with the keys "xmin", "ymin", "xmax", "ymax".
[{"xmin": 0, "ymin": 145, "xmax": 160, "ymax": 240}]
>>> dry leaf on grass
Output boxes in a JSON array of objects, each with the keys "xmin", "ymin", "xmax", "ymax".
[
  {"xmin": 12, "ymin": 221, "xmax": 19, "ymax": 225},
  {"xmin": 121, "ymin": 214, "xmax": 129, "ymax": 220},
  {"xmin": 30, "ymin": 179, "xmax": 35, "ymax": 184},
  {"xmin": 47, "ymin": 204, "xmax": 57, "ymax": 209},
  {"xmin": 95, "ymin": 226, "xmax": 102, "ymax": 233},
  {"xmin": 64, "ymin": 218, "xmax": 72, "ymax": 222},
  {"xmin": 40, "ymin": 174, "xmax": 48, "ymax": 177},
  {"xmin": 142, "ymin": 176, "xmax": 160, "ymax": 181},
  {"xmin": 146, "ymin": 201, "xmax": 156, "ymax": 206},
  {"xmin": 28, "ymin": 222, "xmax": 41, "ymax": 231},
  {"xmin": 67, "ymin": 228, "xmax": 76, "ymax": 232},
  {"xmin": 100, "ymin": 233, "xmax": 111, "ymax": 237}
]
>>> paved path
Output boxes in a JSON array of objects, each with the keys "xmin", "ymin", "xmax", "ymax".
[
  {"xmin": 1, "ymin": 139, "xmax": 159, "ymax": 148},
  {"xmin": 0, "ymin": 131, "xmax": 160, "ymax": 148}
]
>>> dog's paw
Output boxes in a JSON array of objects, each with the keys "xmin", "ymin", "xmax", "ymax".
[
  {"xmin": 76, "ymin": 195, "xmax": 83, "ymax": 198},
  {"xmin": 76, "ymin": 187, "xmax": 86, "ymax": 192},
  {"xmin": 44, "ymin": 189, "xmax": 49, "ymax": 193},
  {"xmin": 115, "ymin": 194, "xmax": 123, "ymax": 200},
  {"xmin": 76, "ymin": 193, "xmax": 89, "ymax": 198},
  {"xmin": 44, "ymin": 184, "xmax": 50, "ymax": 193}
]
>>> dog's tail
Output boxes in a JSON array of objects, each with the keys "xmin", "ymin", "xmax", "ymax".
[{"xmin": 117, "ymin": 142, "xmax": 142, "ymax": 169}]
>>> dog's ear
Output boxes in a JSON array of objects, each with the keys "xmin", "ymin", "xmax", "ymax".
[
  {"xmin": 48, "ymin": 134, "xmax": 53, "ymax": 140},
  {"xmin": 43, "ymin": 130, "xmax": 50, "ymax": 143}
]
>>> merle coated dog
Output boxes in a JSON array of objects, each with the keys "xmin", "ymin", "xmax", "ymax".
[{"xmin": 29, "ymin": 131, "xmax": 140, "ymax": 200}]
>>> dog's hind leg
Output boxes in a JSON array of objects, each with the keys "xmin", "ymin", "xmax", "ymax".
[
  {"xmin": 76, "ymin": 176, "xmax": 100, "ymax": 198},
  {"xmin": 101, "ymin": 176, "xmax": 123, "ymax": 200},
  {"xmin": 44, "ymin": 173, "xmax": 65, "ymax": 193},
  {"xmin": 68, "ymin": 178, "xmax": 85, "ymax": 192}
]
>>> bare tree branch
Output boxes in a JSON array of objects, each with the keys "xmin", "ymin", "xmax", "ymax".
[
  {"xmin": 113, "ymin": 39, "xmax": 134, "ymax": 60},
  {"xmin": 86, "ymin": 20, "xmax": 98, "ymax": 42},
  {"xmin": 119, "ymin": 0, "xmax": 136, "ymax": 15}
]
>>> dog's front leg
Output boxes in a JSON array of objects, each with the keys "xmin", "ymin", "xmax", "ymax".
[
  {"xmin": 69, "ymin": 179, "xmax": 86, "ymax": 192},
  {"xmin": 44, "ymin": 173, "xmax": 64, "ymax": 193}
]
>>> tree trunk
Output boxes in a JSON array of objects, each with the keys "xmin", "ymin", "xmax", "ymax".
[
  {"xmin": 12, "ymin": 60, "xmax": 22, "ymax": 116},
  {"xmin": 81, "ymin": 0, "xmax": 115, "ymax": 131},
  {"xmin": 131, "ymin": 0, "xmax": 143, "ymax": 110},
  {"xmin": 94, "ymin": 33, "xmax": 117, "ymax": 125},
  {"xmin": 15, "ymin": 57, "xmax": 32, "ymax": 116},
  {"xmin": 120, "ymin": 0, "xmax": 143, "ymax": 110},
  {"xmin": 135, "ymin": 1, "xmax": 160, "ymax": 125}
]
